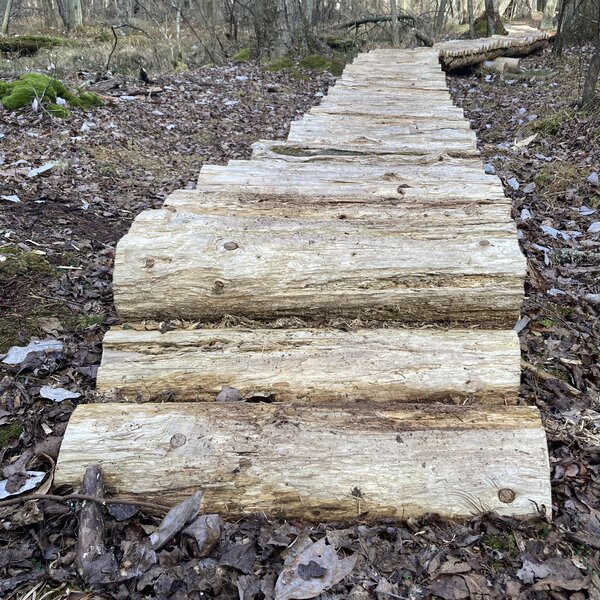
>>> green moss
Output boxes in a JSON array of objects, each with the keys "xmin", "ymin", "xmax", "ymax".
[
  {"xmin": 538, "ymin": 318, "xmax": 554, "ymax": 328},
  {"xmin": 65, "ymin": 314, "xmax": 106, "ymax": 330},
  {"xmin": 0, "ymin": 73, "xmax": 102, "ymax": 116},
  {"xmin": 483, "ymin": 534, "xmax": 517, "ymax": 557},
  {"xmin": 47, "ymin": 103, "xmax": 70, "ymax": 118},
  {"xmin": 266, "ymin": 57, "xmax": 295, "ymax": 72},
  {"xmin": 0, "ymin": 245, "xmax": 55, "ymax": 285},
  {"xmin": 531, "ymin": 110, "xmax": 575, "ymax": 136},
  {"xmin": 0, "ymin": 423, "xmax": 23, "ymax": 448},
  {"xmin": 233, "ymin": 47, "xmax": 251, "ymax": 62},
  {"xmin": 298, "ymin": 54, "xmax": 345, "ymax": 76}
]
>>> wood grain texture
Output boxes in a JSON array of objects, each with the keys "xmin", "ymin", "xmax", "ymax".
[
  {"xmin": 196, "ymin": 156, "xmax": 508, "ymax": 205},
  {"xmin": 54, "ymin": 403, "xmax": 552, "ymax": 521},
  {"xmin": 435, "ymin": 25, "xmax": 549, "ymax": 70},
  {"xmin": 112, "ymin": 204, "xmax": 524, "ymax": 324},
  {"xmin": 97, "ymin": 327, "xmax": 521, "ymax": 403}
]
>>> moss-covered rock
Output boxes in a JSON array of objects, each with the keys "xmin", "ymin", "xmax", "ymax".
[{"xmin": 0, "ymin": 73, "xmax": 103, "ymax": 117}]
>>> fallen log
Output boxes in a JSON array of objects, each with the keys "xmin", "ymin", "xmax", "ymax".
[
  {"xmin": 0, "ymin": 35, "xmax": 68, "ymax": 54},
  {"xmin": 97, "ymin": 327, "xmax": 520, "ymax": 403},
  {"xmin": 54, "ymin": 403, "xmax": 552, "ymax": 521},
  {"xmin": 197, "ymin": 157, "xmax": 508, "ymax": 203},
  {"xmin": 112, "ymin": 198, "xmax": 525, "ymax": 324},
  {"xmin": 337, "ymin": 14, "xmax": 433, "ymax": 47}
]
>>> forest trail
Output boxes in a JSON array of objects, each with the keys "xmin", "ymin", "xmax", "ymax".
[{"xmin": 55, "ymin": 38, "xmax": 552, "ymax": 521}]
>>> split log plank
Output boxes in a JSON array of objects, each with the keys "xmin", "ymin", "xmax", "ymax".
[
  {"xmin": 97, "ymin": 327, "xmax": 520, "ymax": 403},
  {"xmin": 195, "ymin": 158, "xmax": 507, "ymax": 205},
  {"xmin": 54, "ymin": 403, "xmax": 552, "ymax": 521},
  {"xmin": 113, "ymin": 204, "xmax": 524, "ymax": 324}
]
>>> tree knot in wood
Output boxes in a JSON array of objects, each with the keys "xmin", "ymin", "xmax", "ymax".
[
  {"xmin": 224, "ymin": 242, "xmax": 239, "ymax": 251},
  {"xmin": 170, "ymin": 433, "xmax": 187, "ymax": 448},
  {"xmin": 498, "ymin": 488, "xmax": 516, "ymax": 503},
  {"xmin": 212, "ymin": 280, "xmax": 225, "ymax": 295}
]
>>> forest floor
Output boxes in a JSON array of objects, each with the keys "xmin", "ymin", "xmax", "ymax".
[{"xmin": 0, "ymin": 49, "xmax": 599, "ymax": 599}]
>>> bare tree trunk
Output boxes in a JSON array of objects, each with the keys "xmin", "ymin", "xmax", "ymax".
[
  {"xmin": 390, "ymin": 0, "xmax": 399, "ymax": 46},
  {"xmin": 581, "ymin": 9, "xmax": 600, "ymax": 106},
  {"xmin": 1, "ymin": 0, "xmax": 14, "ymax": 35},
  {"xmin": 467, "ymin": 0, "xmax": 476, "ymax": 37},
  {"xmin": 435, "ymin": 0, "xmax": 449, "ymax": 32},
  {"xmin": 42, "ymin": 0, "xmax": 60, "ymax": 27},
  {"xmin": 485, "ymin": 0, "xmax": 496, "ymax": 34},
  {"xmin": 553, "ymin": 0, "xmax": 568, "ymax": 55}
]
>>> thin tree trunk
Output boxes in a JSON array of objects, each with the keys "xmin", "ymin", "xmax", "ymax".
[
  {"xmin": 553, "ymin": 0, "xmax": 568, "ymax": 55},
  {"xmin": 467, "ymin": 0, "xmax": 475, "ymax": 37},
  {"xmin": 581, "ymin": 11, "xmax": 600, "ymax": 106},
  {"xmin": 390, "ymin": 0, "xmax": 399, "ymax": 46},
  {"xmin": 435, "ymin": 0, "xmax": 449, "ymax": 32},
  {"xmin": 485, "ymin": 0, "xmax": 496, "ymax": 35},
  {"xmin": 1, "ymin": 0, "xmax": 14, "ymax": 35}
]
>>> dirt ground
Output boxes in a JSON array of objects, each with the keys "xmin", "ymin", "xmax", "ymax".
[{"xmin": 0, "ymin": 49, "xmax": 599, "ymax": 599}]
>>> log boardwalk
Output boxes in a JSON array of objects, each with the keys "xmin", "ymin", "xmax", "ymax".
[{"xmin": 56, "ymin": 40, "xmax": 552, "ymax": 521}]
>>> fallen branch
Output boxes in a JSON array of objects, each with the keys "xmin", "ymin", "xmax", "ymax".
[
  {"xmin": 337, "ymin": 14, "xmax": 433, "ymax": 46},
  {"xmin": 521, "ymin": 359, "xmax": 582, "ymax": 397},
  {"xmin": 76, "ymin": 466, "xmax": 106, "ymax": 578},
  {"xmin": 0, "ymin": 492, "xmax": 171, "ymax": 513}
]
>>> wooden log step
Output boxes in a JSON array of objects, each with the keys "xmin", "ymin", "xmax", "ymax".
[
  {"xmin": 195, "ymin": 158, "xmax": 506, "ymax": 204},
  {"xmin": 96, "ymin": 327, "xmax": 520, "ymax": 403},
  {"xmin": 309, "ymin": 103, "xmax": 465, "ymax": 120},
  {"xmin": 54, "ymin": 403, "xmax": 552, "ymax": 520},
  {"xmin": 297, "ymin": 113, "xmax": 472, "ymax": 131},
  {"xmin": 164, "ymin": 189, "xmax": 510, "ymax": 216},
  {"xmin": 112, "ymin": 203, "xmax": 524, "ymax": 323},
  {"xmin": 333, "ymin": 80, "xmax": 448, "ymax": 92},
  {"xmin": 285, "ymin": 123, "xmax": 476, "ymax": 154}
]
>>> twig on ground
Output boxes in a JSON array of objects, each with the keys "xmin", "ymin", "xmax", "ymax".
[{"xmin": 0, "ymin": 492, "xmax": 171, "ymax": 513}]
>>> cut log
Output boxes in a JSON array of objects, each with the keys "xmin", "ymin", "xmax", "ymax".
[
  {"xmin": 54, "ymin": 403, "xmax": 552, "ymax": 521},
  {"xmin": 97, "ymin": 327, "xmax": 520, "ymax": 403},
  {"xmin": 494, "ymin": 57, "xmax": 521, "ymax": 72},
  {"xmin": 112, "ymin": 201, "xmax": 525, "ymax": 324},
  {"xmin": 435, "ymin": 25, "xmax": 549, "ymax": 70},
  {"xmin": 196, "ymin": 156, "xmax": 507, "ymax": 205}
]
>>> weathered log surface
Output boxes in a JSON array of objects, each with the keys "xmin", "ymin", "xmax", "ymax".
[
  {"xmin": 435, "ymin": 24, "xmax": 549, "ymax": 70},
  {"xmin": 54, "ymin": 403, "xmax": 552, "ymax": 520},
  {"xmin": 113, "ymin": 202, "xmax": 524, "ymax": 324},
  {"xmin": 97, "ymin": 327, "xmax": 520, "ymax": 403},
  {"xmin": 196, "ymin": 157, "xmax": 507, "ymax": 204}
]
